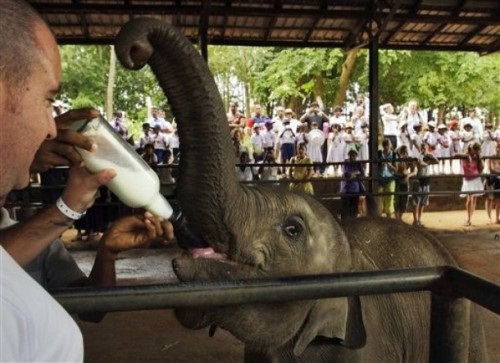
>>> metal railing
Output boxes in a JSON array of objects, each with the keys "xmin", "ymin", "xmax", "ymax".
[{"xmin": 51, "ymin": 266, "xmax": 499, "ymax": 363}]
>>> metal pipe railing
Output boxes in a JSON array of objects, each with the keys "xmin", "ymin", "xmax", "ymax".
[{"xmin": 51, "ymin": 266, "xmax": 499, "ymax": 315}]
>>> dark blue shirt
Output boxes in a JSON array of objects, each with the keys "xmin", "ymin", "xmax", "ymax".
[{"xmin": 340, "ymin": 160, "xmax": 365, "ymax": 194}]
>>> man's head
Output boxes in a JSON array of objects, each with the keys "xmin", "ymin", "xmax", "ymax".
[
  {"xmin": 0, "ymin": 0, "xmax": 60, "ymax": 201},
  {"xmin": 309, "ymin": 102, "xmax": 320, "ymax": 113},
  {"xmin": 408, "ymin": 100, "xmax": 418, "ymax": 113}
]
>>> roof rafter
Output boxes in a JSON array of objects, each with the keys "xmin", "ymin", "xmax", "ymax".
[{"xmin": 30, "ymin": 0, "xmax": 500, "ymax": 53}]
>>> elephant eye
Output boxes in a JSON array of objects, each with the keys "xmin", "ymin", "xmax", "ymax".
[{"xmin": 282, "ymin": 216, "xmax": 305, "ymax": 238}]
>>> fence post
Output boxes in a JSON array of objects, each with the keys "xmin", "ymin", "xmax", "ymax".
[{"xmin": 429, "ymin": 283, "xmax": 470, "ymax": 362}]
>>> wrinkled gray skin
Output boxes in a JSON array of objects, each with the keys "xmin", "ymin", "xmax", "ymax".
[{"xmin": 115, "ymin": 19, "xmax": 487, "ymax": 362}]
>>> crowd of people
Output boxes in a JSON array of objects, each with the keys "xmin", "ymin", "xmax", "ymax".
[
  {"xmin": 226, "ymin": 98, "xmax": 499, "ymax": 226},
  {"xmin": 110, "ymin": 96, "xmax": 500, "ymax": 227}
]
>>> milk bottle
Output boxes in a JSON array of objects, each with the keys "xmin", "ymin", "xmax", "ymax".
[{"xmin": 66, "ymin": 116, "xmax": 173, "ymax": 219}]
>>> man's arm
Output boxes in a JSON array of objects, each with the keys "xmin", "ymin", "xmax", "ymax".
[{"xmin": 0, "ymin": 165, "xmax": 116, "ymax": 266}]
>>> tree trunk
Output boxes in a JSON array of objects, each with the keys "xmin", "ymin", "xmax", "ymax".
[
  {"xmin": 333, "ymin": 49, "xmax": 359, "ymax": 107},
  {"xmin": 105, "ymin": 45, "xmax": 116, "ymax": 119},
  {"xmin": 314, "ymin": 74, "xmax": 325, "ymax": 110}
]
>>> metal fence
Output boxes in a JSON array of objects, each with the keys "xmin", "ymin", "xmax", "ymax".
[{"xmin": 51, "ymin": 266, "xmax": 499, "ymax": 362}]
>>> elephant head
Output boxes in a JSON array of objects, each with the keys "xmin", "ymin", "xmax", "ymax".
[
  {"xmin": 115, "ymin": 19, "xmax": 486, "ymax": 363},
  {"xmin": 115, "ymin": 18, "xmax": 364, "ymax": 356}
]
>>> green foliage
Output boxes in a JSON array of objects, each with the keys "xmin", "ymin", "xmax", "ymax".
[
  {"xmin": 60, "ymin": 45, "xmax": 167, "ymax": 139},
  {"xmin": 60, "ymin": 44, "xmax": 500, "ymax": 130}
]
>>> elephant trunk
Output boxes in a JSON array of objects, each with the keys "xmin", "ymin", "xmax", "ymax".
[{"xmin": 115, "ymin": 19, "xmax": 240, "ymax": 251}]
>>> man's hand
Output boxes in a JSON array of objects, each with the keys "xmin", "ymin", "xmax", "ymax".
[
  {"xmin": 30, "ymin": 108, "xmax": 99, "ymax": 173},
  {"xmin": 99, "ymin": 212, "xmax": 175, "ymax": 258},
  {"xmin": 61, "ymin": 164, "xmax": 116, "ymax": 213}
]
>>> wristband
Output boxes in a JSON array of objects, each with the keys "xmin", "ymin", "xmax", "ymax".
[{"xmin": 56, "ymin": 197, "xmax": 86, "ymax": 220}]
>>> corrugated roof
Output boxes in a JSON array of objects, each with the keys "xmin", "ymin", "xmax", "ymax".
[{"xmin": 31, "ymin": 0, "xmax": 500, "ymax": 54}]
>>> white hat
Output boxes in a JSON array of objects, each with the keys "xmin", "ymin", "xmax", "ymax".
[
  {"xmin": 427, "ymin": 121, "xmax": 437, "ymax": 128},
  {"xmin": 437, "ymin": 124, "xmax": 447, "ymax": 130}
]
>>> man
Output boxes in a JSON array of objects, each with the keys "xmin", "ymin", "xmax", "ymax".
[
  {"xmin": 401, "ymin": 100, "xmax": 423, "ymax": 136},
  {"xmin": 148, "ymin": 106, "xmax": 174, "ymax": 133},
  {"xmin": 251, "ymin": 103, "xmax": 268, "ymax": 129},
  {"xmin": 299, "ymin": 101, "xmax": 329, "ymax": 131},
  {"xmin": 300, "ymin": 102, "xmax": 329, "ymax": 174},
  {"xmin": 0, "ymin": 2, "xmax": 173, "ymax": 361},
  {"xmin": 227, "ymin": 101, "xmax": 244, "ymax": 130}
]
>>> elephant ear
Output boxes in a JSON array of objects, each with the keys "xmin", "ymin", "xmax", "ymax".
[
  {"xmin": 293, "ymin": 247, "xmax": 373, "ymax": 356},
  {"xmin": 293, "ymin": 296, "xmax": 366, "ymax": 356}
]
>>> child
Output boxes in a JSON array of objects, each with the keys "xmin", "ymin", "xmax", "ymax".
[
  {"xmin": 411, "ymin": 143, "xmax": 439, "ymax": 227},
  {"xmin": 141, "ymin": 143, "xmax": 158, "ymax": 169},
  {"xmin": 306, "ymin": 122, "xmax": 325, "ymax": 177},
  {"xmin": 289, "ymin": 144, "xmax": 314, "ymax": 195},
  {"xmin": 326, "ymin": 124, "xmax": 345, "ymax": 176},
  {"xmin": 339, "ymin": 149, "xmax": 365, "ymax": 220},
  {"xmin": 393, "ymin": 145, "xmax": 416, "ymax": 221}
]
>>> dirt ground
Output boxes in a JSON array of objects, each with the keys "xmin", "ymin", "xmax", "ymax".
[{"xmin": 62, "ymin": 210, "xmax": 499, "ymax": 363}]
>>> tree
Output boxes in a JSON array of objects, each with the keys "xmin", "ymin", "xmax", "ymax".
[{"xmin": 60, "ymin": 45, "xmax": 168, "ymax": 136}]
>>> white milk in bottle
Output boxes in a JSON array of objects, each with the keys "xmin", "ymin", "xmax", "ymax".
[{"xmin": 67, "ymin": 116, "xmax": 173, "ymax": 220}]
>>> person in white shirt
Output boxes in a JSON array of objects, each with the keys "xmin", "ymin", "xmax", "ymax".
[
  {"xmin": 110, "ymin": 111, "xmax": 128, "ymax": 139},
  {"xmin": 397, "ymin": 121, "xmax": 412, "ymax": 150},
  {"xmin": 139, "ymin": 122, "xmax": 154, "ymax": 151},
  {"xmin": 329, "ymin": 106, "xmax": 346, "ymax": 129},
  {"xmin": 0, "ymin": 2, "xmax": 174, "ymax": 361},
  {"xmin": 380, "ymin": 103, "xmax": 401, "ymax": 148},
  {"xmin": 436, "ymin": 124, "xmax": 451, "ymax": 174},
  {"xmin": 423, "ymin": 121, "xmax": 439, "ymax": 174},
  {"xmin": 402, "ymin": 100, "xmax": 423, "ymax": 135},
  {"xmin": 351, "ymin": 105, "xmax": 368, "ymax": 136},
  {"xmin": 235, "ymin": 152, "xmax": 256, "ymax": 182},
  {"xmin": 261, "ymin": 120, "xmax": 277, "ymax": 154},
  {"xmin": 460, "ymin": 108, "xmax": 483, "ymax": 142},
  {"xmin": 152, "ymin": 124, "xmax": 171, "ymax": 163},
  {"xmin": 250, "ymin": 124, "xmax": 265, "ymax": 161},
  {"xmin": 148, "ymin": 107, "xmax": 174, "ymax": 133}
]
